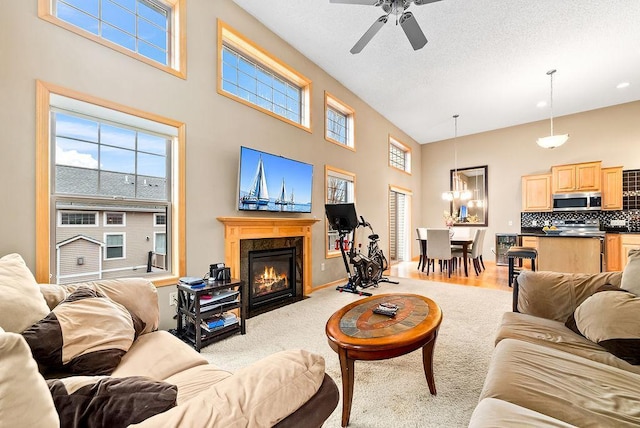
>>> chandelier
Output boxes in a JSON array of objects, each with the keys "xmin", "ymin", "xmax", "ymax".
[
  {"xmin": 537, "ymin": 69, "xmax": 569, "ymax": 149},
  {"xmin": 442, "ymin": 114, "xmax": 472, "ymax": 201}
]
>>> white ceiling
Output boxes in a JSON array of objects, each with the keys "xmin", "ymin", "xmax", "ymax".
[{"xmin": 231, "ymin": 0, "xmax": 640, "ymax": 144}]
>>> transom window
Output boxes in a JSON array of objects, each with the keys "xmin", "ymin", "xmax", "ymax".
[
  {"xmin": 105, "ymin": 212, "xmax": 125, "ymax": 225},
  {"xmin": 218, "ymin": 20, "xmax": 312, "ymax": 131},
  {"xmin": 325, "ymin": 93, "xmax": 355, "ymax": 150},
  {"xmin": 325, "ymin": 166, "xmax": 356, "ymax": 258},
  {"xmin": 105, "ymin": 233, "xmax": 125, "ymax": 259},
  {"xmin": 60, "ymin": 212, "xmax": 97, "ymax": 226},
  {"xmin": 38, "ymin": 0, "xmax": 186, "ymax": 78},
  {"xmin": 389, "ymin": 136, "xmax": 412, "ymax": 174},
  {"xmin": 154, "ymin": 213, "xmax": 166, "ymax": 225}
]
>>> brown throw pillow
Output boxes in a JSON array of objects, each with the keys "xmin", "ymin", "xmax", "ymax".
[
  {"xmin": 47, "ymin": 376, "xmax": 177, "ymax": 428},
  {"xmin": 621, "ymin": 248, "xmax": 640, "ymax": 296},
  {"xmin": 22, "ymin": 286, "xmax": 144, "ymax": 375},
  {"xmin": 565, "ymin": 284, "xmax": 623, "ymax": 335}
]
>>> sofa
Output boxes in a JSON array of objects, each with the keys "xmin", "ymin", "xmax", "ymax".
[
  {"xmin": 0, "ymin": 253, "xmax": 339, "ymax": 427},
  {"xmin": 469, "ymin": 254, "xmax": 640, "ymax": 427}
]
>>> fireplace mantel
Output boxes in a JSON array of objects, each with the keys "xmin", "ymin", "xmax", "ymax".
[{"xmin": 217, "ymin": 217, "xmax": 319, "ymax": 295}]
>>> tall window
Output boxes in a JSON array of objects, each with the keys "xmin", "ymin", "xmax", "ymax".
[
  {"xmin": 325, "ymin": 92, "xmax": 355, "ymax": 150},
  {"xmin": 325, "ymin": 166, "xmax": 356, "ymax": 258},
  {"xmin": 218, "ymin": 20, "xmax": 312, "ymax": 131},
  {"xmin": 36, "ymin": 81, "xmax": 185, "ymax": 287},
  {"xmin": 389, "ymin": 136, "xmax": 412, "ymax": 174},
  {"xmin": 38, "ymin": 0, "xmax": 187, "ymax": 78}
]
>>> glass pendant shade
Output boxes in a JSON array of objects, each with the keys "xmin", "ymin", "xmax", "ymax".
[{"xmin": 537, "ymin": 69, "xmax": 569, "ymax": 149}]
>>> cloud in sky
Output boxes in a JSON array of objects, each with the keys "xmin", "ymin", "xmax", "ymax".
[{"xmin": 56, "ymin": 146, "xmax": 99, "ymax": 169}]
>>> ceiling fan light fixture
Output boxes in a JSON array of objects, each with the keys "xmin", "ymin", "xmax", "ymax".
[{"xmin": 537, "ymin": 69, "xmax": 569, "ymax": 149}]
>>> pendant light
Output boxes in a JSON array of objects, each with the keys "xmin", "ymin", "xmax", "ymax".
[
  {"xmin": 442, "ymin": 115, "xmax": 472, "ymax": 201},
  {"xmin": 537, "ymin": 69, "xmax": 569, "ymax": 149}
]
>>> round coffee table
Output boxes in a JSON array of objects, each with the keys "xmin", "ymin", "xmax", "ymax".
[{"xmin": 325, "ymin": 293, "xmax": 443, "ymax": 427}]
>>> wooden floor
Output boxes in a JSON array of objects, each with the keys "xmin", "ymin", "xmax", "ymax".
[{"xmin": 389, "ymin": 258, "xmax": 513, "ymax": 292}]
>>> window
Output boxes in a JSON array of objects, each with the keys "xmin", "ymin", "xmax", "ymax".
[
  {"xmin": 389, "ymin": 136, "xmax": 412, "ymax": 174},
  {"xmin": 218, "ymin": 20, "xmax": 311, "ymax": 131},
  {"xmin": 105, "ymin": 212, "xmax": 125, "ymax": 226},
  {"xmin": 154, "ymin": 232, "xmax": 166, "ymax": 254},
  {"xmin": 60, "ymin": 212, "xmax": 97, "ymax": 226},
  {"xmin": 105, "ymin": 233, "xmax": 125, "ymax": 259},
  {"xmin": 38, "ymin": 0, "xmax": 187, "ymax": 78},
  {"xmin": 36, "ymin": 80, "xmax": 185, "ymax": 287},
  {"xmin": 325, "ymin": 92, "xmax": 355, "ymax": 150},
  {"xmin": 325, "ymin": 166, "xmax": 356, "ymax": 258},
  {"xmin": 154, "ymin": 213, "xmax": 166, "ymax": 226}
]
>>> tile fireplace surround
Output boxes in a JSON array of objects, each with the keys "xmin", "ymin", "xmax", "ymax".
[{"xmin": 217, "ymin": 217, "xmax": 319, "ymax": 296}]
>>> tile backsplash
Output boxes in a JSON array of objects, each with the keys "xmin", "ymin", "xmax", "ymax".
[{"xmin": 623, "ymin": 169, "xmax": 640, "ymax": 210}]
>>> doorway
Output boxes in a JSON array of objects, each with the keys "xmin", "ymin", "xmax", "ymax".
[{"xmin": 389, "ymin": 186, "xmax": 412, "ymax": 263}]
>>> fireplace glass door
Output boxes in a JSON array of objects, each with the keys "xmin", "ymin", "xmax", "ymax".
[{"xmin": 248, "ymin": 247, "xmax": 295, "ymax": 310}]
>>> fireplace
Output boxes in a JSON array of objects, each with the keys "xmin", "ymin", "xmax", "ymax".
[{"xmin": 248, "ymin": 247, "xmax": 296, "ymax": 311}]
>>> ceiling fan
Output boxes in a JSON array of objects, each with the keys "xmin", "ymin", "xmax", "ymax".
[{"xmin": 330, "ymin": 0, "xmax": 442, "ymax": 54}]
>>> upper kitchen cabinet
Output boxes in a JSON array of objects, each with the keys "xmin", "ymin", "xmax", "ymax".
[
  {"xmin": 601, "ymin": 166, "xmax": 623, "ymax": 210},
  {"xmin": 551, "ymin": 161, "xmax": 601, "ymax": 193},
  {"xmin": 522, "ymin": 174, "xmax": 552, "ymax": 212}
]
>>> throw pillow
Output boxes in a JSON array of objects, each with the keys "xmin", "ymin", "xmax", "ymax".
[
  {"xmin": 0, "ymin": 253, "xmax": 51, "ymax": 333},
  {"xmin": 22, "ymin": 286, "xmax": 145, "ymax": 375},
  {"xmin": 572, "ymin": 290, "xmax": 640, "ymax": 365},
  {"xmin": 0, "ymin": 330, "xmax": 59, "ymax": 427},
  {"xmin": 47, "ymin": 376, "xmax": 177, "ymax": 428},
  {"xmin": 621, "ymin": 248, "xmax": 640, "ymax": 296}
]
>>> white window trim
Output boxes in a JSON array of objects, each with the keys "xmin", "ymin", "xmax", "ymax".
[
  {"xmin": 104, "ymin": 232, "xmax": 126, "ymax": 260},
  {"xmin": 325, "ymin": 92, "xmax": 355, "ymax": 150},
  {"xmin": 104, "ymin": 212, "xmax": 126, "ymax": 227},
  {"xmin": 58, "ymin": 211, "xmax": 98, "ymax": 227},
  {"xmin": 389, "ymin": 135, "xmax": 412, "ymax": 174}
]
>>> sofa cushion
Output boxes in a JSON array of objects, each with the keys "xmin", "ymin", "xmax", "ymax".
[
  {"xmin": 47, "ymin": 375, "xmax": 176, "ymax": 428},
  {"xmin": 497, "ymin": 312, "xmax": 640, "ymax": 375},
  {"xmin": 0, "ymin": 253, "xmax": 51, "ymax": 333},
  {"xmin": 22, "ymin": 287, "xmax": 144, "ymax": 375},
  {"xmin": 573, "ymin": 290, "xmax": 640, "ymax": 365},
  {"xmin": 621, "ymin": 248, "xmax": 640, "ymax": 295},
  {"xmin": 0, "ymin": 329, "xmax": 60, "ymax": 427},
  {"xmin": 130, "ymin": 349, "xmax": 326, "ymax": 428},
  {"xmin": 164, "ymin": 364, "xmax": 233, "ymax": 404},
  {"xmin": 480, "ymin": 338, "xmax": 640, "ymax": 427},
  {"xmin": 469, "ymin": 398, "xmax": 577, "ymax": 428}
]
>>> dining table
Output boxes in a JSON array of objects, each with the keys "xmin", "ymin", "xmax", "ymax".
[{"xmin": 418, "ymin": 228, "xmax": 474, "ymax": 277}]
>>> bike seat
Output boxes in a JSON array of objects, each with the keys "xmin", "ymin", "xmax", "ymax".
[{"xmin": 368, "ymin": 234, "xmax": 379, "ymax": 240}]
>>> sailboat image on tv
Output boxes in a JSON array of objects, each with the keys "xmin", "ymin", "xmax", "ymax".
[
  {"xmin": 240, "ymin": 155, "xmax": 269, "ymax": 206},
  {"xmin": 275, "ymin": 179, "xmax": 294, "ymax": 206}
]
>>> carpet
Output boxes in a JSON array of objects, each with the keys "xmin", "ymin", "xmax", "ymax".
[{"xmin": 200, "ymin": 277, "xmax": 512, "ymax": 427}]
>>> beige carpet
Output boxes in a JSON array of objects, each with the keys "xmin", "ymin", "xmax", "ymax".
[{"xmin": 200, "ymin": 277, "xmax": 512, "ymax": 427}]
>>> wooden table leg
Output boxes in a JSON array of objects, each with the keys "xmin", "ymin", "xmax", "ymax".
[
  {"xmin": 338, "ymin": 347, "xmax": 355, "ymax": 427},
  {"xmin": 421, "ymin": 330, "xmax": 438, "ymax": 395}
]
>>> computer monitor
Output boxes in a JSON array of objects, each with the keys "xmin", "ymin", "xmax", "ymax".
[{"xmin": 325, "ymin": 203, "xmax": 359, "ymax": 233}]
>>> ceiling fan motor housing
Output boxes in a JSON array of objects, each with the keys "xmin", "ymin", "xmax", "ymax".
[{"xmin": 382, "ymin": 0, "xmax": 410, "ymax": 16}]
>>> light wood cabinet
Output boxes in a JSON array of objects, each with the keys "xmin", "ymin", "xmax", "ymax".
[
  {"xmin": 621, "ymin": 234, "xmax": 640, "ymax": 268},
  {"xmin": 601, "ymin": 166, "xmax": 623, "ymax": 210},
  {"xmin": 522, "ymin": 174, "xmax": 552, "ymax": 212},
  {"xmin": 605, "ymin": 233, "xmax": 622, "ymax": 271},
  {"xmin": 551, "ymin": 161, "xmax": 601, "ymax": 193}
]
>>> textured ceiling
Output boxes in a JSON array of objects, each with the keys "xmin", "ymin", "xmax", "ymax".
[{"xmin": 232, "ymin": 0, "xmax": 640, "ymax": 144}]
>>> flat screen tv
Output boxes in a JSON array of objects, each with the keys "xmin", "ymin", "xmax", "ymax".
[{"xmin": 238, "ymin": 146, "xmax": 313, "ymax": 213}]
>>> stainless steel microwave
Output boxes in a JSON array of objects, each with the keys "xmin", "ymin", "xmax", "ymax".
[{"xmin": 552, "ymin": 192, "xmax": 602, "ymax": 211}]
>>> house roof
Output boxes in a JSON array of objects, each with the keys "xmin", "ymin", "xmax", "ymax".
[{"xmin": 56, "ymin": 234, "xmax": 105, "ymax": 248}]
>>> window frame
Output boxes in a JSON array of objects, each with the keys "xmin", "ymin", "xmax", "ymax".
[
  {"xmin": 38, "ymin": 0, "xmax": 187, "ymax": 79},
  {"xmin": 104, "ymin": 212, "xmax": 126, "ymax": 227},
  {"xmin": 217, "ymin": 19, "xmax": 312, "ymax": 132},
  {"xmin": 325, "ymin": 92, "xmax": 355, "ymax": 150},
  {"xmin": 325, "ymin": 165, "xmax": 356, "ymax": 259},
  {"xmin": 36, "ymin": 80, "xmax": 186, "ymax": 287},
  {"xmin": 154, "ymin": 212, "xmax": 166, "ymax": 226},
  {"xmin": 104, "ymin": 232, "xmax": 126, "ymax": 260},
  {"xmin": 388, "ymin": 135, "xmax": 412, "ymax": 174},
  {"xmin": 154, "ymin": 231, "xmax": 167, "ymax": 255},
  {"xmin": 59, "ymin": 211, "xmax": 98, "ymax": 227}
]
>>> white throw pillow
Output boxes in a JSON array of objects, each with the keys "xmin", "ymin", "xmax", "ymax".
[
  {"xmin": 621, "ymin": 248, "xmax": 640, "ymax": 296},
  {"xmin": 0, "ymin": 253, "xmax": 50, "ymax": 333}
]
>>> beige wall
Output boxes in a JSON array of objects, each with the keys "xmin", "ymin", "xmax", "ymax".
[
  {"xmin": 421, "ymin": 101, "xmax": 640, "ymax": 258},
  {"xmin": 0, "ymin": 1, "xmax": 422, "ymax": 327}
]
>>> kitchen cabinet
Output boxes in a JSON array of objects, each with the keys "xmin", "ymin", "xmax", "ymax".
[
  {"xmin": 621, "ymin": 234, "xmax": 640, "ymax": 268},
  {"xmin": 537, "ymin": 236, "xmax": 601, "ymax": 274},
  {"xmin": 605, "ymin": 233, "xmax": 622, "ymax": 271},
  {"xmin": 601, "ymin": 166, "xmax": 623, "ymax": 211},
  {"xmin": 522, "ymin": 174, "xmax": 552, "ymax": 212},
  {"xmin": 551, "ymin": 161, "xmax": 601, "ymax": 193}
]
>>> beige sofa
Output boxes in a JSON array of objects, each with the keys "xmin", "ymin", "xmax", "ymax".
[
  {"xmin": 469, "ymin": 268, "xmax": 640, "ymax": 427},
  {"xmin": 0, "ymin": 254, "xmax": 338, "ymax": 427}
]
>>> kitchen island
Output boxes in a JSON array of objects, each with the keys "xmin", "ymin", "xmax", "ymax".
[{"xmin": 518, "ymin": 233, "xmax": 602, "ymax": 274}]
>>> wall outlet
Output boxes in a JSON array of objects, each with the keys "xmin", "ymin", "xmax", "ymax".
[
  {"xmin": 544, "ymin": 220, "xmax": 550, "ymax": 226},
  {"xmin": 508, "ymin": 220, "xmax": 513, "ymax": 226},
  {"xmin": 531, "ymin": 220, "xmax": 537, "ymax": 226},
  {"xmin": 321, "ymin": 263, "xmax": 325, "ymax": 271},
  {"xmin": 169, "ymin": 291, "xmax": 177, "ymax": 306},
  {"xmin": 611, "ymin": 219, "xmax": 627, "ymax": 226}
]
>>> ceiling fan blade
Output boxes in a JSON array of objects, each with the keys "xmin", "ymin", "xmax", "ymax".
[
  {"xmin": 350, "ymin": 15, "xmax": 388, "ymax": 54},
  {"xmin": 400, "ymin": 11, "xmax": 428, "ymax": 50},
  {"xmin": 413, "ymin": 0, "xmax": 443, "ymax": 5},
  {"xmin": 329, "ymin": 0, "xmax": 379, "ymax": 5}
]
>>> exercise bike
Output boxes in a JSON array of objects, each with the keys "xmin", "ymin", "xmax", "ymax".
[{"xmin": 325, "ymin": 203, "xmax": 398, "ymax": 296}]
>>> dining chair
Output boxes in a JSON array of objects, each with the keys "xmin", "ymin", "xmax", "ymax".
[
  {"xmin": 453, "ymin": 228, "xmax": 486, "ymax": 275},
  {"xmin": 426, "ymin": 228, "xmax": 454, "ymax": 277},
  {"xmin": 416, "ymin": 228, "xmax": 428, "ymax": 271}
]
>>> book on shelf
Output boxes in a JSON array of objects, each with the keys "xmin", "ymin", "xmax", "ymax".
[{"xmin": 201, "ymin": 313, "xmax": 238, "ymax": 332}]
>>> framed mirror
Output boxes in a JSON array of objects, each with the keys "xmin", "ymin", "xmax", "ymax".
[{"xmin": 449, "ymin": 165, "xmax": 488, "ymax": 226}]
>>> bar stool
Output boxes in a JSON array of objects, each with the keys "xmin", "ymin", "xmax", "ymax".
[{"xmin": 506, "ymin": 246, "xmax": 537, "ymax": 287}]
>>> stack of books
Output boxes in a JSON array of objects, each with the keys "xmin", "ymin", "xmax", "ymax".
[
  {"xmin": 179, "ymin": 276, "xmax": 205, "ymax": 289},
  {"xmin": 201, "ymin": 312, "xmax": 238, "ymax": 332},
  {"xmin": 194, "ymin": 289, "xmax": 240, "ymax": 313}
]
